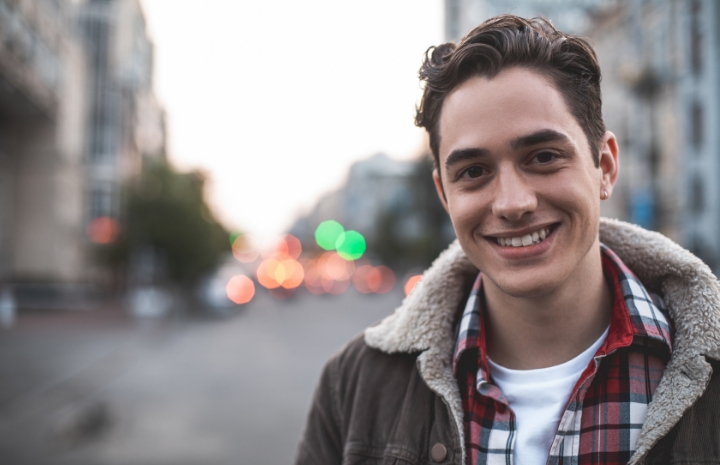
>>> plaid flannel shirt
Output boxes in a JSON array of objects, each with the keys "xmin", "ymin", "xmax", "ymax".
[{"xmin": 453, "ymin": 244, "xmax": 673, "ymax": 465}]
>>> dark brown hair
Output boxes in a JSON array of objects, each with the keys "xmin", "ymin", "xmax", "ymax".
[{"xmin": 415, "ymin": 15, "xmax": 605, "ymax": 169}]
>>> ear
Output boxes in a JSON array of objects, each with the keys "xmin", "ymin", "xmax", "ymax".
[
  {"xmin": 598, "ymin": 131, "xmax": 619, "ymax": 198},
  {"xmin": 433, "ymin": 168, "xmax": 450, "ymax": 213}
]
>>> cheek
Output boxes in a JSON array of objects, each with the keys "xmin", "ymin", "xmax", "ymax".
[
  {"xmin": 541, "ymin": 177, "xmax": 600, "ymax": 227},
  {"xmin": 446, "ymin": 194, "xmax": 489, "ymax": 237}
]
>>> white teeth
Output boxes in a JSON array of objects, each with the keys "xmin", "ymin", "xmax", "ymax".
[{"xmin": 495, "ymin": 227, "xmax": 552, "ymax": 248}]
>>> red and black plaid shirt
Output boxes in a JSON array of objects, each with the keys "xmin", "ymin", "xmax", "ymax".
[{"xmin": 453, "ymin": 244, "xmax": 673, "ymax": 465}]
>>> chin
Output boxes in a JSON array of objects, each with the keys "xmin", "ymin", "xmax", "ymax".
[
  {"xmin": 493, "ymin": 277, "xmax": 558, "ymax": 298},
  {"xmin": 482, "ymin": 264, "xmax": 568, "ymax": 299}
]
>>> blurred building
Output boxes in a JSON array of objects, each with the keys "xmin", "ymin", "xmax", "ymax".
[
  {"xmin": 291, "ymin": 153, "xmax": 416, "ymax": 247},
  {"xmin": 0, "ymin": 0, "xmax": 164, "ymax": 307},
  {"xmin": 75, "ymin": 0, "xmax": 164, "ymax": 223},
  {"xmin": 443, "ymin": 0, "xmax": 720, "ymax": 271},
  {"xmin": 591, "ymin": 0, "xmax": 720, "ymax": 271},
  {"xmin": 290, "ymin": 153, "xmax": 455, "ymax": 270},
  {"xmin": 0, "ymin": 0, "xmax": 87, "ymax": 301},
  {"xmin": 444, "ymin": 0, "xmax": 607, "ymax": 39}
]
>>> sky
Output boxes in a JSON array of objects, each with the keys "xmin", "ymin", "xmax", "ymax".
[{"xmin": 140, "ymin": 0, "xmax": 444, "ymax": 238}]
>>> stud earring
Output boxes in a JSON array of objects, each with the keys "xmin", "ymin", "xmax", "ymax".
[{"xmin": 601, "ymin": 190, "xmax": 609, "ymax": 200}]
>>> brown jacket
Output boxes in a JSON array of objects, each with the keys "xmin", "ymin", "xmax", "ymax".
[{"xmin": 296, "ymin": 219, "xmax": 720, "ymax": 465}]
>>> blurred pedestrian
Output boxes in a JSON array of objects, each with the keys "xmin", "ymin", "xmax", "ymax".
[{"xmin": 296, "ymin": 15, "xmax": 720, "ymax": 465}]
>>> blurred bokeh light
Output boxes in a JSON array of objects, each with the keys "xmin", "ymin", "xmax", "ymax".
[
  {"xmin": 263, "ymin": 234, "xmax": 302, "ymax": 260},
  {"xmin": 231, "ymin": 232, "xmax": 260, "ymax": 263},
  {"xmin": 336, "ymin": 230, "xmax": 367, "ymax": 260},
  {"xmin": 404, "ymin": 274, "xmax": 423, "ymax": 296},
  {"xmin": 315, "ymin": 220, "xmax": 345, "ymax": 251},
  {"xmin": 353, "ymin": 264, "xmax": 396, "ymax": 294},
  {"xmin": 86, "ymin": 217, "xmax": 120, "ymax": 244},
  {"xmin": 226, "ymin": 275, "xmax": 255, "ymax": 304}
]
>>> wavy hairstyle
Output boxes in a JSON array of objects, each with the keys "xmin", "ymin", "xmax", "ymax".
[{"xmin": 415, "ymin": 15, "xmax": 604, "ymax": 169}]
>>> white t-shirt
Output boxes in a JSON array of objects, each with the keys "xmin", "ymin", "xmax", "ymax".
[{"xmin": 487, "ymin": 327, "xmax": 609, "ymax": 465}]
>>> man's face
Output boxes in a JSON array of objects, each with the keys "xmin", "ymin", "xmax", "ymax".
[{"xmin": 434, "ymin": 67, "xmax": 618, "ymax": 298}]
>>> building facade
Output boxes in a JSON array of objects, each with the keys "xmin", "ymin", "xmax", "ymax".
[
  {"xmin": 0, "ymin": 0, "xmax": 164, "ymax": 306},
  {"xmin": 0, "ymin": 0, "xmax": 87, "ymax": 295}
]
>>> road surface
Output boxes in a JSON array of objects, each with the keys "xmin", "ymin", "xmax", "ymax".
[{"xmin": 0, "ymin": 288, "xmax": 402, "ymax": 465}]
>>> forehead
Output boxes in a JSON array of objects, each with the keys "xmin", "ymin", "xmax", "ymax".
[{"xmin": 438, "ymin": 67, "xmax": 586, "ymax": 161}]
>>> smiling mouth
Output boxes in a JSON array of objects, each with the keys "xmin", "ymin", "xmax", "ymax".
[{"xmin": 492, "ymin": 225, "xmax": 556, "ymax": 248}]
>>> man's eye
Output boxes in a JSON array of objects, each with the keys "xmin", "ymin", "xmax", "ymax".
[
  {"xmin": 463, "ymin": 166, "xmax": 485, "ymax": 178},
  {"xmin": 534, "ymin": 151, "xmax": 556, "ymax": 164}
]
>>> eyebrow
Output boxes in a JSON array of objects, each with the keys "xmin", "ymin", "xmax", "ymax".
[
  {"xmin": 444, "ymin": 129, "xmax": 571, "ymax": 169},
  {"xmin": 511, "ymin": 129, "xmax": 571, "ymax": 150},
  {"xmin": 444, "ymin": 147, "xmax": 490, "ymax": 169}
]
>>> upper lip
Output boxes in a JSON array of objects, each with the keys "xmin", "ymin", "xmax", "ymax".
[{"xmin": 484, "ymin": 222, "xmax": 558, "ymax": 238}]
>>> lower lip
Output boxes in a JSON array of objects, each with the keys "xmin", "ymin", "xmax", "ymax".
[{"xmin": 487, "ymin": 225, "xmax": 557, "ymax": 260}]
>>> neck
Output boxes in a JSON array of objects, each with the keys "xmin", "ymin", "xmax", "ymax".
[{"xmin": 483, "ymin": 241, "xmax": 612, "ymax": 370}]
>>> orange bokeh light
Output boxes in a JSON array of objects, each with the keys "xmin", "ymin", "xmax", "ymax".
[
  {"xmin": 318, "ymin": 251, "xmax": 354, "ymax": 281},
  {"xmin": 256, "ymin": 257, "xmax": 305, "ymax": 290},
  {"xmin": 86, "ymin": 216, "xmax": 119, "ymax": 244},
  {"xmin": 226, "ymin": 275, "xmax": 255, "ymax": 304},
  {"xmin": 404, "ymin": 275, "xmax": 423, "ymax": 296}
]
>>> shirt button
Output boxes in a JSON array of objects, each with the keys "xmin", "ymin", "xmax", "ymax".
[{"xmin": 431, "ymin": 443, "xmax": 447, "ymax": 462}]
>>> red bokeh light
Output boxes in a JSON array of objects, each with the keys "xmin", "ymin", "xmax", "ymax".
[
  {"xmin": 303, "ymin": 262, "xmax": 325, "ymax": 295},
  {"xmin": 352, "ymin": 265, "xmax": 396, "ymax": 294},
  {"xmin": 404, "ymin": 275, "xmax": 423, "ymax": 296},
  {"xmin": 262, "ymin": 234, "xmax": 302, "ymax": 260},
  {"xmin": 304, "ymin": 254, "xmax": 354, "ymax": 295},
  {"xmin": 327, "ymin": 278, "xmax": 350, "ymax": 295},
  {"xmin": 226, "ymin": 275, "xmax": 255, "ymax": 304},
  {"xmin": 353, "ymin": 265, "xmax": 373, "ymax": 294},
  {"xmin": 86, "ymin": 217, "xmax": 119, "ymax": 244}
]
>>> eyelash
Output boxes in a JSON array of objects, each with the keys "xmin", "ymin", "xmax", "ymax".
[{"xmin": 458, "ymin": 165, "xmax": 486, "ymax": 180}]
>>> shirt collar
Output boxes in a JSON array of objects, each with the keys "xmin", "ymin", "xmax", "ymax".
[{"xmin": 452, "ymin": 243, "xmax": 673, "ymax": 377}]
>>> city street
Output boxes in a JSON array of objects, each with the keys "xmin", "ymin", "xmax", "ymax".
[{"xmin": 0, "ymin": 289, "xmax": 402, "ymax": 465}]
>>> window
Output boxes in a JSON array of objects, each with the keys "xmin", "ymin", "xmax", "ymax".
[
  {"xmin": 690, "ymin": 173, "xmax": 705, "ymax": 214},
  {"xmin": 690, "ymin": 0, "xmax": 703, "ymax": 75},
  {"xmin": 690, "ymin": 101, "xmax": 703, "ymax": 150}
]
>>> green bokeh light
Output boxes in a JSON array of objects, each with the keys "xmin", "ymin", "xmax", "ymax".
[
  {"xmin": 315, "ymin": 220, "xmax": 345, "ymax": 250},
  {"xmin": 336, "ymin": 230, "xmax": 366, "ymax": 260}
]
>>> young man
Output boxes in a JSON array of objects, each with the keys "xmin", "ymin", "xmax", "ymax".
[{"xmin": 296, "ymin": 15, "xmax": 720, "ymax": 465}]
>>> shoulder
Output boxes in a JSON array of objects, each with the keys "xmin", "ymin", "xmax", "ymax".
[{"xmin": 323, "ymin": 332, "xmax": 421, "ymax": 397}]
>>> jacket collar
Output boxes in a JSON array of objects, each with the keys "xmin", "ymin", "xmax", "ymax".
[{"xmin": 365, "ymin": 218, "xmax": 720, "ymax": 465}]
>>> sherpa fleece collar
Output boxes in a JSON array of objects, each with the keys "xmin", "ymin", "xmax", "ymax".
[{"xmin": 364, "ymin": 218, "xmax": 720, "ymax": 465}]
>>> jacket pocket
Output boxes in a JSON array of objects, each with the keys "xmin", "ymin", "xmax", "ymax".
[{"xmin": 343, "ymin": 442, "xmax": 419, "ymax": 465}]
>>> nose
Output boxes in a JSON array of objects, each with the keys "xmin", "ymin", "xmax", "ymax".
[{"xmin": 491, "ymin": 166, "xmax": 537, "ymax": 221}]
